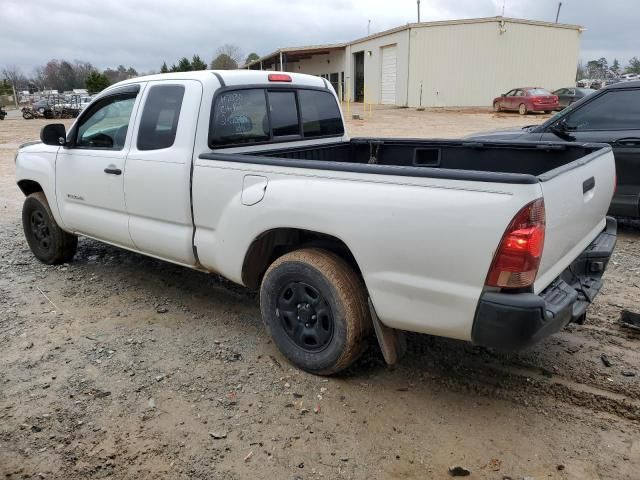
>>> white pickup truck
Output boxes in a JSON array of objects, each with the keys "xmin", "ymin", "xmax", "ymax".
[{"xmin": 15, "ymin": 70, "xmax": 617, "ymax": 374}]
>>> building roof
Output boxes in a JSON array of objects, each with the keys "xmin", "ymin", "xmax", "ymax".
[
  {"xmin": 245, "ymin": 43, "xmax": 345, "ymax": 69},
  {"xmin": 244, "ymin": 16, "xmax": 584, "ymax": 68}
]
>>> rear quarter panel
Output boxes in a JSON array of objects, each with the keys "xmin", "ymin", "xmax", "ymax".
[{"xmin": 192, "ymin": 160, "xmax": 542, "ymax": 341}]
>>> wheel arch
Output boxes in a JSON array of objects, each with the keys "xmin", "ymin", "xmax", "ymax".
[
  {"xmin": 17, "ymin": 179, "xmax": 44, "ymax": 197},
  {"xmin": 241, "ymin": 228, "xmax": 363, "ymax": 289}
]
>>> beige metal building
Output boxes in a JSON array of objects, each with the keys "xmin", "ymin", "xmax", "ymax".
[{"xmin": 246, "ymin": 17, "xmax": 583, "ymax": 108}]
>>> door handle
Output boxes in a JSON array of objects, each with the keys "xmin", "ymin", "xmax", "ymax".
[
  {"xmin": 104, "ymin": 167, "xmax": 122, "ymax": 175},
  {"xmin": 583, "ymin": 176, "xmax": 595, "ymax": 194},
  {"xmin": 614, "ymin": 137, "xmax": 640, "ymax": 147}
]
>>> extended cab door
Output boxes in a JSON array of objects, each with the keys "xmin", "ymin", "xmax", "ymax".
[
  {"xmin": 540, "ymin": 87, "xmax": 640, "ymax": 218},
  {"xmin": 124, "ymin": 80, "xmax": 203, "ymax": 265},
  {"xmin": 55, "ymin": 84, "xmax": 144, "ymax": 247}
]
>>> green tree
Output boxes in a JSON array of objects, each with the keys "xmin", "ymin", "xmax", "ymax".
[
  {"xmin": 626, "ymin": 57, "xmax": 640, "ymax": 74},
  {"xmin": 611, "ymin": 58, "xmax": 621, "ymax": 76},
  {"xmin": 586, "ymin": 58, "xmax": 607, "ymax": 79},
  {"xmin": 211, "ymin": 54, "xmax": 238, "ymax": 70},
  {"xmin": 160, "ymin": 61, "xmax": 169, "ymax": 73},
  {"xmin": 0, "ymin": 79, "xmax": 13, "ymax": 95},
  {"xmin": 191, "ymin": 55, "xmax": 207, "ymax": 70},
  {"xmin": 169, "ymin": 64, "xmax": 178, "ymax": 72},
  {"xmin": 177, "ymin": 57, "xmax": 192, "ymax": 72},
  {"xmin": 245, "ymin": 52, "xmax": 260, "ymax": 66},
  {"xmin": 85, "ymin": 71, "xmax": 110, "ymax": 94}
]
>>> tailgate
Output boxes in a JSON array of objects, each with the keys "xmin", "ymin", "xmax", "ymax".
[{"xmin": 534, "ymin": 146, "xmax": 616, "ymax": 293}]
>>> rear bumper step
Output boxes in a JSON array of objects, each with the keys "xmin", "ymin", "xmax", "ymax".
[{"xmin": 471, "ymin": 217, "xmax": 617, "ymax": 351}]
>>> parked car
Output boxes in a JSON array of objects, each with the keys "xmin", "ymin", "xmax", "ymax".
[
  {"xmin": 15, "ymin": 71, "xmax": 616, "ymax": 374},
  {"xmin": 0, "ymin": 105, "xmax": 6, "ymax": 120},
  {"xmin": 493, "ymin": 87, "xmax": 559, "ymax": 114},
  {"xmin": 552, "ymin": 87, "xmax": 594, "ymax": 109},
  {"xmin": 590, "ymin": 80, "xmax": 603, "ymax": 90},
  {"xmin": 469, "ymin": 80, "xmax": 640, "ymax": 218}
]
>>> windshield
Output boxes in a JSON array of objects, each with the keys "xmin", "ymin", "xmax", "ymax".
[
  {"xmin": 577, "ymin": 88, "xmax": 594, "ymax": 96},
  {"xmin": 527, "ymin": 88, "xmax": 552, "ymax": 96}
]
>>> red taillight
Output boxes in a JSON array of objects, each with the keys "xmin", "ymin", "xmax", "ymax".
[
  {"xmin": 268, "ymin": 73, "xmax": 292, "ymax": 82},
  {"xmin": 486, "ymin": 198, "xmax": 546, "ymax": 290}
]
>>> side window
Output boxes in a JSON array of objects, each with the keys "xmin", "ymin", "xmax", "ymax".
[
  {"xmin": 76, "ymin": 94, "xmax": 136, "ymax": 149},
  {"xmin": 137, "ymin": 85, "xmax": 185, "ymax": 150},
  {"xmin": 267, "ymin": 91, "xmax": 300, "ymax": 137},
  {"xmin": 211, "ymin": 89, "xmax": 269, "ymax": 145},
  {"xmin": 515, "ymin": 90, "xmax": 525, "ymax": 97},
  {"xmin": 565, "ymin": 90, "xmax": 640, "ymax": 131},
  {"xmin": 555, "ymin": 89, "xmax": 566, "ymax": 95},
  {"xmin": 298, "ymin": 90, "xmax": 344, "ymax": 138}
]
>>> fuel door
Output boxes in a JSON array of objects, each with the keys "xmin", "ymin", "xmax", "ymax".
[{"xmin": 241, "ymin": 175, "xmax": 268, "ymax": 206}]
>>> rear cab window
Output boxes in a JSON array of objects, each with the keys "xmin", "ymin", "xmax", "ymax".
[{"xmin": 209, "ymin": 87, "xmax": 343, "ymax": 147}]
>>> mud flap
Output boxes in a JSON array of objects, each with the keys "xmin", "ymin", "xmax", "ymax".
[{"xmin": 368, "ymin": 299, "xmax": 407, "ymax": 365}]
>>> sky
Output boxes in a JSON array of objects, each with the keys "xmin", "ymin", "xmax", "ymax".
[{"xmin": 1, "ymin": 0, "xmax": 637, "ymax": 75}]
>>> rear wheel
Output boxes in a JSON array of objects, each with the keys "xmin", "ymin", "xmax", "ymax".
[
  {"xmin": 493, "ymin": 101, "xmax": 501, "ymax": 112},
  {"xmin": 518, "ymin": 103, "xmax": 528, "ymax": 115},
  {"xmin": 22, "ymin": 192, "xmax": 77, "ymax": 264},
  {"xmin": 260, "ymin": 248, "xmax": 370, "ymax": 375}
]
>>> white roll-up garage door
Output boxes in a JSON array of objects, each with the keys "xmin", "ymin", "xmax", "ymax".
[{"xmin": 380, "ymin": 45, "xmax": 397, "ymax": 105}]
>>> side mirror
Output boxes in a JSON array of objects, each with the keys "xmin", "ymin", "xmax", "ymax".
[
  {"xmin": 501, "ymin": 93, "xmax": 506, "ymax": 97},
  {"xmin": 40, "ymin": 124, "xmax": 67, "ymax": 146}
]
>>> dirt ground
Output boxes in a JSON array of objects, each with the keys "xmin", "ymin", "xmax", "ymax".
[{"xmin": 0, "ymin": 109, "xmax": 639, "ymax": 480}]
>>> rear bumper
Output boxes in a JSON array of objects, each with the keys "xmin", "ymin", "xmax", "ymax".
[
  {"xmin": 471, "ymin": 217, "xmax": 617, "ymax": 351},
  {"xmin": 532, "ymin": 105, "xmax": 558, "ymax": 111}
]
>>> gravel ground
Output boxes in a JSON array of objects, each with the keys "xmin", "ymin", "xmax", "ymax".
[{"xmin": 0, "ymin": 110, "xmax": 639, "ymax": 480}]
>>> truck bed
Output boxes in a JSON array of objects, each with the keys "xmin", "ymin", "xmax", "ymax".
[
  {"xmin": 197, "ymin": 138, "xmax": 614, "ymax": 332},
  {"xmin": 247, "ymin": 138, "xmax": 600, "ymax": 179}
]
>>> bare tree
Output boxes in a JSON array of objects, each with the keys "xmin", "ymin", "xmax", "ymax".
[
  {"xmin": 32, "ymin": 66, "xmax": 47, "ymax": 92},
  {"xmin": 1, "ymin": 64, "xmax": 26, "ymax": 107},
  {"xmin": 211, "ymin": 44, "xmax": 243, "ymax": 69}
]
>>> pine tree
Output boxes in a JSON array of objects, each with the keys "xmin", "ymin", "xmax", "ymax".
[
  {"xmin": 191, "ymin": 55, "xmax": 207, "ymax": 70},
  {"xmin": 177, "ymin": 57, "xmax": 192, "ymax": 72}
]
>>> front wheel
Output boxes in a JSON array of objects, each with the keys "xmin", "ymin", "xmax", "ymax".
[
  {"xmin": 22, "ymin": 110, "xmax": 33, "ymax": 120},
  {"xmin": 518, "ymin": 103, "xmax": 528, "ymax": 115},
  {"xmin": 493, "ymin": 101, "xmax": 501, "ymax": 112},
  {"xmin": 22, "ymin": 192, "xmax": 77, "ymax": 264},
  {"xmin": 260, "ymin": 248, "xmax": 371, "ymax": 375}
]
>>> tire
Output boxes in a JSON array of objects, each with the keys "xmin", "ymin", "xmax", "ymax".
[
  {"xmin": 260, "ymin": 248, "xmax": 371, "ymax": 375},
  {"xmin": 493, "ymin": 101, "xmax": 501, "ymax": 112},
  {"xmin": 22, "ymin": 192, "xmax": 77, "ymax": 265},
  {"xmin": 544, "ymin": 110, "xmax": 552, "ymax": 114},
  {"xmin": 22, "ymin": 110, "xmax": 33, "ymax": 120},
  {"xmin": 518, "ymin": 103, "xmax": 528, "ymax": 115}
]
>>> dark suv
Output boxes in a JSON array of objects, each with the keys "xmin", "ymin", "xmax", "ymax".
[{"xmin": 470, "ymin": 80, "xmax": 640, "ymax": 218}]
